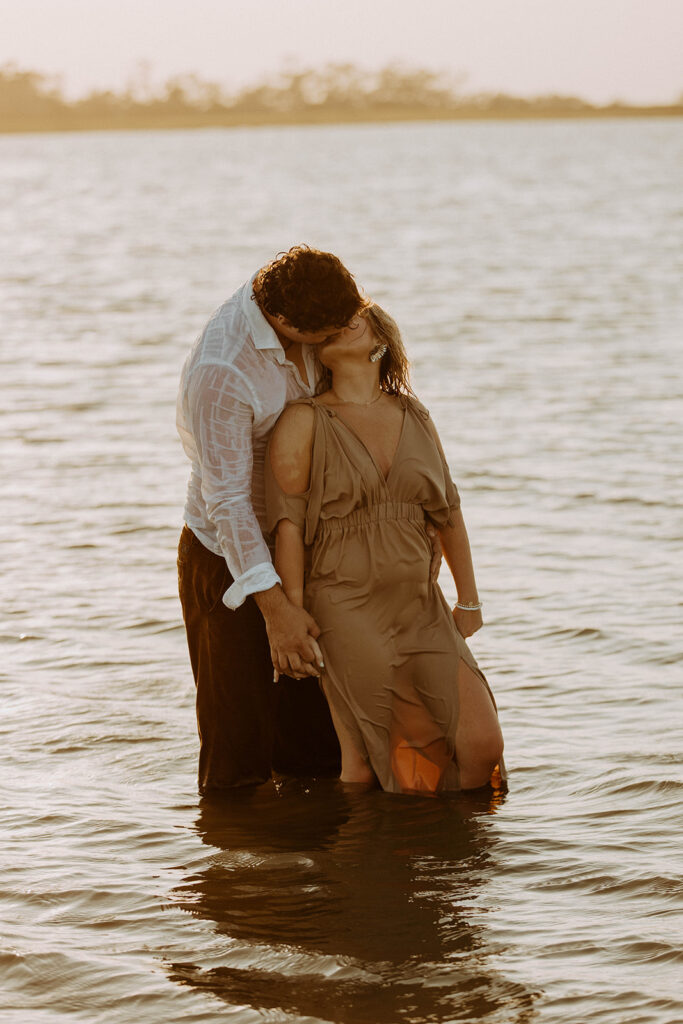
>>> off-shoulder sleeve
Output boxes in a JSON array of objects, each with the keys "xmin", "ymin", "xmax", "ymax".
[
  {"xmin": 407, "ymin": 396, "xmax": 461, "ymax": 527},
  {"xmin": 425, "ymin": 454, "xmax": 461, "ymax": 527},
  {"xmin": 264, "ymin": 401, "xmax": 325, "ymax": 545},
  {"xmin": 433, "ymin": 424, "xmax": 461, "ymax": 522},
  {"xmin": 439, "ymin": 458, "xmax": 462, "ymax": 525},
  {"xmin": 264, "ymin": 464, "xmax": 309, "ymax": 535}
]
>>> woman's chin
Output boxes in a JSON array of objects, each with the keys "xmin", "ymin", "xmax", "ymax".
[
  {"xmin": 317, "ymin": 349, "xmax": 343, "ymax": 369},
  {"xmin": 319, "ymin": 347, "xmax": 365, "ymax": 369}
]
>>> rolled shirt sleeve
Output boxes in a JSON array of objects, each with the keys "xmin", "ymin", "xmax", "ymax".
[{"xmin": 185, "ymin": 363, "xmax": 281, "ymax": 608}]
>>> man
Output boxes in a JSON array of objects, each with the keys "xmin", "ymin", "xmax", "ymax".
[{"xmin": 177, "ymin": 245, "xmax": 367, "ymax": 793}]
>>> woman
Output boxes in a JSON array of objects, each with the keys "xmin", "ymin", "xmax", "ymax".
[{"xmin": 265, "ymin": 305, "xmax": 506, "ymax": 793}]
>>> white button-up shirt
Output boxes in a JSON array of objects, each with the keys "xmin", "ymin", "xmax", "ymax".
[{"xmin": 176, "ymin": 275, "xmax": 318, "ymax": 609}]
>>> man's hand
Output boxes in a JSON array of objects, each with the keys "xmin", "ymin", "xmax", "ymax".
[
  {"xmin": 254, "ymin": 585, "xmax": 324, "ymax": 680},
  {"xmin": 425, "ymin": 522, "xmax": 443, "ymax": 583}
]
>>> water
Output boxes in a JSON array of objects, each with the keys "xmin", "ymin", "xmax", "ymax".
[{"xmin": 1, "ymin": 119, "xmax": 682, "ymax": 1023}]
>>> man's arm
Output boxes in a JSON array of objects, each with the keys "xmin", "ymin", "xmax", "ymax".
[
  {"xmin": 186, "ymin": 363, "xmax": 277, "ymax": 604},
  {"xmin": 186, "ymin": 364, "xmax": 322, "ymax": 675}
]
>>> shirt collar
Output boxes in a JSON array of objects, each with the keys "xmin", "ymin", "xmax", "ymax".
[{"xmin": 241, "ymin": 272, "xmax": 286, "ymax": 358}]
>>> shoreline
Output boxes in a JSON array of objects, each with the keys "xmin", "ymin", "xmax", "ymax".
[{"xmin": 2, "ymin": 105, "xmax": 682, "ymax": 136}]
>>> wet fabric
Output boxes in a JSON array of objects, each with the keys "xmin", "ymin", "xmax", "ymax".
[
  {"xmin": 176, "ymin": 274, "xmax": 318, "ymax": 608},
  {"xmin": 177, "ymin": 525, "xmax": 341, "ymax": 792},
  {"xmin": 265, "ymin": 396, "xmax": 507, "ymax": 793}
]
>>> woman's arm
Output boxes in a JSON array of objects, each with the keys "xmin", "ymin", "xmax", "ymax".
[
  {"xmin": 424, "ymin": 415, "xmax": 483, "ymax": 639},
  {"xmin": 275, "ymin": 520, "xmax": 305, "ymax": 607},
  {"xmin": 268, "ymin": 403, "xmax": 315, "ymax": 609},
  {"xmin": 438, "ymin": 509, "xmax": 483, "ymax": 638}
]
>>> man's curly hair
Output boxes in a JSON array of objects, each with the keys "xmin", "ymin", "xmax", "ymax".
[{"xmin": 253, "ymin": 244, "xmax": 368, "ymax": 332}]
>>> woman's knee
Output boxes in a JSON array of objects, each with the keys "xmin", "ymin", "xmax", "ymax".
[
  {"xmin": 473, "ymin": 727, "xmax": 504, "ymax": 778},
  {"xmin": 457, "ymin": 727, "xmax": 504, "ymax": 789},
  {"xmin": 482, "ymin": 723, "xmax": 504, "ymax": 766},
  {"xmin": 461, "ymin": 740, "xmax": 503, "ymax": 787}
]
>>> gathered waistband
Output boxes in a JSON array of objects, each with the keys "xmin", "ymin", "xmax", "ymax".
[{"xmin": 317, "ymin": 501, "xmax": 425, "ymax": 533}]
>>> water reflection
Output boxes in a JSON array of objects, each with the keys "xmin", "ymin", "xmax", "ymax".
[{"xmin": 167, "ymin": 780, "xmax": 536, "ymax": 1023}]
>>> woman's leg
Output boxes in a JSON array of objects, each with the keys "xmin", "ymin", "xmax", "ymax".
[
  {"xmin": 454, "ymin": 658, "xmax": 504, "ymax": 789},
  {"xmin": 402, "ymin": 646, "xmax": 504, "ymax": 792},
  {"xmin": 390, "ymin": 691, "xmax": 451, "ymax": 793},
  {"xmin": 326, "ymin": 701, "xmax": 377, "ymax": 785}
]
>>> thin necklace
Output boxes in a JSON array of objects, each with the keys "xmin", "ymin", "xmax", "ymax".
[{"xmin": 330, "ymin": 387, "xmax": 383, "ymax": 407}]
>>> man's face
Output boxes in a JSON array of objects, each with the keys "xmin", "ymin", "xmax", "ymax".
[{"xmin": 273, "ymin": 317, "xmax": 355, "ymax": 347}]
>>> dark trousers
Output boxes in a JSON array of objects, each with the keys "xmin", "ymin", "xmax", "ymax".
[{"xmin": 177, "ymin": 525, "xmax": 341, "ymax": 793}]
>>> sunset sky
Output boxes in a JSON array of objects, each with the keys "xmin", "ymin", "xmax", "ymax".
[{"xmin": 3, "ymin": 0, "xmax": 682, "ymax": 104}]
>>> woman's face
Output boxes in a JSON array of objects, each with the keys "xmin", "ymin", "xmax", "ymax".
[{"xmin": 317, "ymin": 317, "xmax": 375, "ymax": 368}]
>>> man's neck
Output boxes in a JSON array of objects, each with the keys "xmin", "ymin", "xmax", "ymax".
[{"xmin": 285, "ymin": 342, "xmax": 310, "ymax": 387}]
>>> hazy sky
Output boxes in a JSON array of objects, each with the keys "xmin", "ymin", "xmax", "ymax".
[{"xmin": 4, "ymin": 0, "xmax": 683, "ymax": 104}]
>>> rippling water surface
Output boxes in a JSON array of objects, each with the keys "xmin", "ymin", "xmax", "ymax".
[{"xmin": 1, "ymin": 119, "xmax": 682, "ymax": 1023}]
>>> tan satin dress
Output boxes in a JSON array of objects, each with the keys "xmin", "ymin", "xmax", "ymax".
[{"xmin": 265, "ymin": 395, "xmax": 507, "ymax": 793}]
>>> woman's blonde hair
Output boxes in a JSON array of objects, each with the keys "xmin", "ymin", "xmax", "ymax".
[{"xmin": 315, "ymin": 303, "xmax": 414, "ymax": 397}]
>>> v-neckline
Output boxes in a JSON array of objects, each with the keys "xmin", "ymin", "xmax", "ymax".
[{"xmin": 324, "ymin": 399, "xmax": 408, "ymax": 487}]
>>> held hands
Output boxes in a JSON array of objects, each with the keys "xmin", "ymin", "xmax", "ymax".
[
  {"xmin": 272, "ymin": 628, "xmax": 324, "ymax": 682},
  {"xmin": 259, "ymin": 587, "xmax": 325, "ymax": 681},
  {"xmin": 453, "ymin": 605, "xmax": 483, "ymax": 639}
]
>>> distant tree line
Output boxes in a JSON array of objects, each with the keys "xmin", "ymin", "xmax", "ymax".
[{"xmin": 1, "ymin": 62, "xmax": 681, "ymax": 133}]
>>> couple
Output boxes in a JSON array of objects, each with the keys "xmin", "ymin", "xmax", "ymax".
[{"xmin": 177, "ymin": 245, "xmax": 506, "ymax": 795}]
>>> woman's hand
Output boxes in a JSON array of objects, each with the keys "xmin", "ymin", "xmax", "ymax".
[
  {"xmin": 273, "ymin": 636, "xmax": 325, "ymax": 683},
  {"xmin": 453, "ymin": 606, "xmax": 483, "ymax": 638},
  {"xmin": 255, "ymin": 585, "xmax": 325, "ymax": 681}
]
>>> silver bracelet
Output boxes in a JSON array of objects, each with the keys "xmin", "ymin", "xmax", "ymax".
[{"xmin": 456, "ymin": 601, "xmax": 482, "ymax": 611}]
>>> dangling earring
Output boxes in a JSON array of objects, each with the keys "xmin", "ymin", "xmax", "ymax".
[{"xmin": 369, "ymin": 343, "xmax": 387, "ymax": 363}]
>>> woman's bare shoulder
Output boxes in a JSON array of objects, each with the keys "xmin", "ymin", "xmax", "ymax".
[
  {"xmin": 269, "ymin": 402, "xmax": 316, "ymax": 490},
  {"xmin": 273, "ymin": 399, "xmax": 316, "ymax": 437}
]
